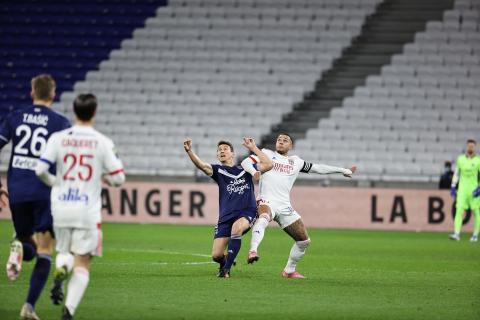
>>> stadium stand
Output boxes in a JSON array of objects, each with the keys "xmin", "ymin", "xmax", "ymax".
[
  {"xmin": 0, "ymin": 0, "xmax": 164, "ymax": 116},
  {"xmin": 294, "ymin": 0, "xmax": 479, "ymax": 184},
  {"xmin": 54, "ymin": 0, "xmax": 382, "ymax": 175},
  {"xmin": 0, "ymin": 0, "xmax": 165, "ymax": 170},
  {"xmin": 1, "ymin": 0, "xmax": 477, "ymax": 186}
]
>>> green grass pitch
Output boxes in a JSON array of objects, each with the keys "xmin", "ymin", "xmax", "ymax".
[{"xmin": 0, "ymin": 220, "xmax": 479, "ymax": 320}]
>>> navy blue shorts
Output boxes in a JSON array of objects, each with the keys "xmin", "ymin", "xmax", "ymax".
[
  {"xmin": 214, "ymin": 209, "xmax": 257, "ymax": 239},
  {"xmin": 10, "ymin": 200, "xmax": 53, "ymax": 238}
]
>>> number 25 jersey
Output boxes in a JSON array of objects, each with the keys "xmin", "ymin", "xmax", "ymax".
[
  {"xmin": 40, "ymin": 125, "xmax": 124, "ymax": 229},
  {"xmin": 0, "ymin": 105, "xmax": 70, "ymax": 203}
]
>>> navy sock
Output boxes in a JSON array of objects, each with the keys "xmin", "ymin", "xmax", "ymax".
[
  {"xmin": 22, "ymin": 242, "xmax": 37, "ymax": 262},
  {"xmin": 26, "ymin": 254, "xmax": 51, "ymax": 307},
  {"xmin": 224, "ymin": 235, "xmax": 242, "ymax": 271}
]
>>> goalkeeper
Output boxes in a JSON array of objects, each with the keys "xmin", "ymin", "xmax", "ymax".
[{"xmin": 449, "ymin": 139, "xmax": 480, "ymax": 242}]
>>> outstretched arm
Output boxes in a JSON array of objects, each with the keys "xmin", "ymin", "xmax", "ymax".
[
  {"xmin": 184, "ymin": 138, "xmax": 213, "ymax": 176},
  {"xmin": 304, "ymin": 162, "xmax": 357, "ymax": 178},
  {"xmin": 241, "ymin": 137, "xmax": 272, "ymax": 174}
]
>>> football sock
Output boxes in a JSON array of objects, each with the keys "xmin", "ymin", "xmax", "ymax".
[
  {"xmin": 224, "ymin": 234, "xmax": 241, "ymax": 270},
  {"xmin": 454, "ymin": 206, "xmax": 464, "ymax": 235},
  {"xmin": 65, "ymin": 267, "xmax": 90, "ymax": 316},
  {"xmin": 26, "ymin": 254, "xmax": 51, "ymax": 307},
  {"xmin": 473, "ymin": 208, "xmax": 480, "ymax": 236},
  {"xmin": 284, "ymin": 239, "xmax": 310, "ymax": 274},
  {"xmin": 250, "ymin": 216, "xmax": 269, "ymax": 252},
  {"xmin": 22, "ymin": 242, "xmax": 36, "ymax": 262}
]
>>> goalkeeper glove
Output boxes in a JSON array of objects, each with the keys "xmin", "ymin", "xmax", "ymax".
[
  {"xmin": 450, "ymin": 186, "xmax": 457, "ymax": 199},
  {"xmin": 473, "ymin": 187, "xmax": 480, "ymax": 198}
]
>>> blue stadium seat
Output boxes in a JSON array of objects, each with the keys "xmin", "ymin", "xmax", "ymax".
[{"xmin": 0, "ymin": 0, "xmax": 166, "ymax": 113}]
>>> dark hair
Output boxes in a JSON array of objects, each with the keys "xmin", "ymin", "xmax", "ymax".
[
  {"xmin": 73, "ymin": 93, "xmax": 97, "ymax": 121},
  {"xmin": 277, "ymin": 132, "xmax": 294, "ymax": 145},
  {"xmin": 217, "ymin": 140, "xmax": 234, "ymax": 152},
  {"xmin": 31, "ymin": 74, "xmax": 56, "ymax": 101},
  {"xmin": 444, "ymin": 161, "xmax": 452, "ymax": 167},
  {"xmin": 467, "ymin": 139, "xmax": 477, "ymax": 145}
]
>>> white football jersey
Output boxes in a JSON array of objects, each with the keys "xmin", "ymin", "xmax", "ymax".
[
  {"xmin": 252, "ymin": 149, "xmax": 311, "ymax": 207},
  {"xmin": 40, "ymin": 125, "xmax": 124, "ymax": 229}
]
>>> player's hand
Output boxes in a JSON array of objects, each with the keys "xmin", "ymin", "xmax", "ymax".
[
  {"xmin": 450, "ymin": 186, "xmax": 457, "ymax": 199},
  {"xmin": 343, "ymin": 166, "xmax": 357, "ymax": 178},
  {"xmin": 184, "ymin": 138, "xmax": 192, "ymax": 152},
  {"xmin": 242, "ymin": 137, "xmax": 257, "ymax": 151},
  {"xmin": 253, "ymin": 171, "xmax": 261, "ymax": 182},
  {"xmin": 473, "ymin": 187, "xmax": 480, "ymax": 198},
  {"xmin": 0, "ymin": 187, "xmax": 9, "ymax": 208}
]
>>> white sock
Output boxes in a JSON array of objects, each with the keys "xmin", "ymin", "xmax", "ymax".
[
  {"xmin": 250, "ymin": 216, "xmax": 269, "ymax": 252},
  {"xmin": 284, "ymin": 239, "xmax": 311, "ymax": 274},
  {"xmin": 56, "ymin": 253, "xmax": 74, "ymax": 273},
  {"xmin": 65, "ymin": 267, "xmax": 90, "ymax": 315}
]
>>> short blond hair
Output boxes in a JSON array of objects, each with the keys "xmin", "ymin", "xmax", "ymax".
[{"xmin": 31, "ymin": 74, "xmax": 56, "ymax": 101}]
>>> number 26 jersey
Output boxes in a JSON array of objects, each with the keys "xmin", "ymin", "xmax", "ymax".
[
  {"xmin": 0, "ymin": 105, "xmax": 70, "ymax": 203},
  {"xmin": 40, "ymin": 125, "xmax": 124, "ymax": 229}
]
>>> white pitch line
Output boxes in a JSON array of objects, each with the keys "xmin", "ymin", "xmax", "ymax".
[
  {"xmin": 95, "ymin": 261, "xmax": 214, "ymax": 266},
  {"xmin": 109, "ymin": 247, "xmax": 211, "ymax": 258},
  {"xmin": 183, "ymin": 261, "xmax": 214, "ymax": 265}
]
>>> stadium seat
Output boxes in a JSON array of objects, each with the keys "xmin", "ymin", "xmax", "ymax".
[
  {"xmin": 295, "ymin": 0, "xmax": 480, "ymax": 182},
  {"xmin": 51, "ymin": 0, "xmax": 380, "ymax": 175}
]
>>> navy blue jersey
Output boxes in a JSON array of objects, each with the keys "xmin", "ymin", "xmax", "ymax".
[
  {"xmin": 0, "ymin": 105, "xmax": 70, "ymax": 203},
  {"xmin": 210, "ymin": 164, "xmax": 257, "ymax": 223}
]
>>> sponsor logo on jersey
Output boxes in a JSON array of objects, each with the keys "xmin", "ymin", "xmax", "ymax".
[
  {"xmin": 226, "ymin": 177, "xmax": 250, "ymax": 195},
  {"xmin": 58, "ymin": 188, "xmax": 89, "ymax": 204},
  {"xmin": 12, "ymin": 155, "xmax": 38, "ymax": 170},
  {"xmin": 272, "ymin": 161, "xmax": 294, "ymax": 174}
]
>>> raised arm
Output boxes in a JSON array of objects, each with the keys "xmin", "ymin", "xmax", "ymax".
[
  {"xmin": 241, "ymin": 137, "xmax": 272, "ymax": 173},
  {"xmin": 184, "ymin": 138, "xmax": 213, "ymax": 176}
]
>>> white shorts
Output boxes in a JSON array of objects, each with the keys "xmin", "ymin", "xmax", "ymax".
[
  {"xmin": 258, "ymin": 198, "xmax": 301, "ymax": 229},
  {"xmin": 55, "ymin": 225, "xmax": 103, "ymax": 257}
]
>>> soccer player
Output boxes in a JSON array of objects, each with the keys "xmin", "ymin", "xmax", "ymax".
[
  {"xmin": 0, "ymin": 74, "xmax": 70, "ymax": 319},
  {"xmin": 184, "ymin": 137, "xmax": 272, "ymax": 277},
  {"xmin": 241, "ymin": 133, "xmax": 356, "ymax": 278},
  {"xmin": 449, "ymin": 139, "xmax": 480, "ymax": 242},
  {"xmin": 36, "ymin": 93, "xmax": 125, "ymax": 319}
]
